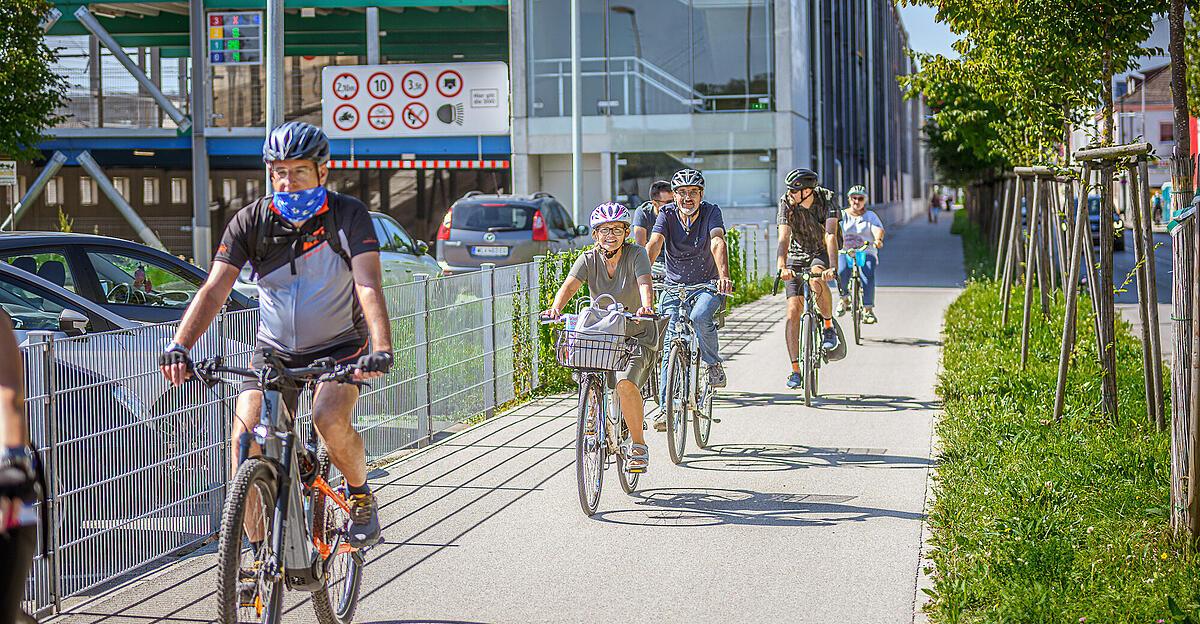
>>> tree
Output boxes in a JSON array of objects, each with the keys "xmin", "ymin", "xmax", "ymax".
[{"xmin": 0, "ymin": 0, "xmax": 67, "ymax": 159}]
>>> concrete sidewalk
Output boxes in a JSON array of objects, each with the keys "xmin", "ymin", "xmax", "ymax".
[{"xmin": 52, "ymin": 216, "xmax": 964, "ymax": 624}]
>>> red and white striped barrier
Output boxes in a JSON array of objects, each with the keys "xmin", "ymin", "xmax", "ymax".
[{"xmin": 327, "ymin": 159, "xmax": 511, "ymax": 170}]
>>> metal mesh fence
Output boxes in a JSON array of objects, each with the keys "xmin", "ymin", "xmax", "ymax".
[{"xmin": 19, "ymin": 263, "xmax": 539, "ymax": 615}]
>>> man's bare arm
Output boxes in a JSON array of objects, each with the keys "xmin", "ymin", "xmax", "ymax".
[
  {"xmin": 351, "ymin": 251, "xmax": 393, "ymax": 353},
  {"xmin": 0, "ymin": 310, "xmax": 25, "ymax": 447},
  {"xmin": 647, "ymin": 232, "xmax": 666, "ymax": 264}
]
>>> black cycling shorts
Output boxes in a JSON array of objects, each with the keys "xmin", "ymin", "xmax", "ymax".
[
  {"xmin": 783, "ymin": 253, "xmax": 831, "ymax": 299},
  {"xmin": 238, "ymin": 339, "xmax": 368, "ymax": 416}
]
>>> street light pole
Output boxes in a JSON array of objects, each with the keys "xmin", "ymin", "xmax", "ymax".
[
  {"xmin": 571, "ymin": 0, "xmax": 582, "ymax": 224},
  {"xmin": 610, "ymin": 6, "xmax": 643, "ymax": 114}
]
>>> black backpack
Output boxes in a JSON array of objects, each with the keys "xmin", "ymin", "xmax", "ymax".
[{"xmin": 248, "ymin": 194, "xmax": 352, "ymax": 278}]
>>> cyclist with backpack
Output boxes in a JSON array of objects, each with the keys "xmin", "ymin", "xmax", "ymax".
[
  {"xmin": 544, "ymin": 203, "xmax": 658, "ymax": 472},
  {"xmin": 777, "ymin": 168, "xmax": 841, "ymax": 390},
  {"xmin": 159, "ymin": 121, "xmax": 392, "ymax": 549},
  {"xmin": 632, "ymin": 180, "xmax": 673, "ymax": 280}
]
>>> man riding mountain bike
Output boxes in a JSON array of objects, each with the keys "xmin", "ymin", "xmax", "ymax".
[
  {"xmin": 646, "ymin": 168, "xmax": 734, "ymax": 431},
  {"xmin": 632, "ymin": 180, "xmax": 673, "ymax": 280},
  {"xmin": 777, "ymin": 167, "xmax": 841, "ymax": 390},
  {"xmin": 159, "ymin": 121, "xmax": 392, "ymax": 549}
]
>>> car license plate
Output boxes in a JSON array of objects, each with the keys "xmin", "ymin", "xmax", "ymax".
[{"xmin": 471, "ymin": 246, "xmax": 509, "ymax": 257}]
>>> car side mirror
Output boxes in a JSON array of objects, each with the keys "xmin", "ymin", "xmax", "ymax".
[
  {"xmin": 58, "ymin": 309, "xmax": 89, "ymax": 336},
  {"xmin": 416, "ymin": 240, "xmax": 430, "ymax": 255},
  {"xmin": 575, "ymin": 225, "xmax": 590, "ymax": 236}
]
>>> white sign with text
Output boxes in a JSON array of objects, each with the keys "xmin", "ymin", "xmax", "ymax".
[{"xmin": 321, "ymin": 62, "xmax": 509, "ymax": 139}]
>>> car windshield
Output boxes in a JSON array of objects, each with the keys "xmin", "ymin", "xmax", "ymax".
[{"xmin": 451, "ymin": 203, "xmax": 535, "ymax": 232}]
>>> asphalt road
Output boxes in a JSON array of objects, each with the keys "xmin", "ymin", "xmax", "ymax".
[{"xmin": 50, "ymin": 216, "xmax": 964, "ymax": 624}]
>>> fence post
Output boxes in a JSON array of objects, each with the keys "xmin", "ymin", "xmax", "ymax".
[
  {"xmin": 761, "ymin": 220, "xmax": 770, "ymax": 281},
  {"xmin": 1138, "ymin": 157, "xmax": 1165, "ymax": 429},
  {"xmin": 531, "ymin": 257, "xmax": 543, "ymax": 391},
  {"xmin": 414, "ymin": 274, "xmax": 432, "ymax": 445},
  {"xmin": 27, "ymin": 331, "xmax": 60, "ymax": 614},
  {"xmin": 481, "ymin": 263, "xmax": 496, "ymax": 419}
]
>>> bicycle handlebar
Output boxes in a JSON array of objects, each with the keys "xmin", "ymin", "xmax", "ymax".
[
  {"xmin": 539, "ymin": 311, "xmax": 663, "ymax": 325},
  {"xmin": 192, "ymin": 354, "xmax": 364, "ymax": 388}
]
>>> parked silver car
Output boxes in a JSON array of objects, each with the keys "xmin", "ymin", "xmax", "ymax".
[{"xmin": 436, "ymin": 192, "xmax": 590, "ymax": 273}]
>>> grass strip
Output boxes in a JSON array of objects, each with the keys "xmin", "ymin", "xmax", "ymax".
[{"xmin": 928, "ymin": 214, "xmax": 1193, "ymax": 622}]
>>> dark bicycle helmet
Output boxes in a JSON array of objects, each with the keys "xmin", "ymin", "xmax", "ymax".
[
  {"xmin": 785, "ymin": 168, "xmax": 819, "ymax": 190},
  {"xmin": 263, "ymin": 121, "xmax": 331, "ymax": 165},
  {"xmin": 671, "ymin": 168, "xmax": 705, "ymax": 190}
]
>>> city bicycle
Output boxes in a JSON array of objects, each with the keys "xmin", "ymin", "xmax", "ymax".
[
  {"xmin": 774, "ymin": 270, "xmax": 828, "ymax": 407},
  {"xmin": 192, "ymin": 351, "xmax": 368, "ymax": 624},
  {"xmin": 658, "ymin": 282, "xmax": 722, "ymax": 464},
  {"xmin": 840, "ymin": 242, "xmax": 871, "ymax": 346},
  {"xmin": 542, "ymin": 307, "xmax": 659, "ymax": 516}
]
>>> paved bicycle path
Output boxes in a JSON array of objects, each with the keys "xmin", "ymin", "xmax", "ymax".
[{"xmin": 52, "ymin": 215, "xmax": 963, "ymax": 624}]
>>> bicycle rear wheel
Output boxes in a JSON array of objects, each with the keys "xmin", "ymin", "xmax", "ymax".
[
  {"xmin": 693, "ymin": 374, "xmax": 713, "ymax": 449},
  {"xmin": 311, "ymin": 448, "xmax": 364, "ymax": 624},
  {"xmin": 616, "ymin": 418, "xmax": 639, "ymax": 494},
  {"xmin": 215, "ymin": 458, "xmax": 282, "ymax": 624},
  {"xmin": 664, "ymin": 345, "xmax": 689, "ymax": 465},
  {"xmin": 852, "ymin": 276, "xmax": 863, "ymax": 346},
  {"xmin": 576, "ymin": 376, "xmax": 605, "ymax": 516},
  {"xmin": 802, "ymin": 313, "xmax": 816, "ymax": 407}
]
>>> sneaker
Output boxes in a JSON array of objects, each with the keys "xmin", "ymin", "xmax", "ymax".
[
  {"xmin": 836, "ymin": 298, "xmax": 850, "ymax": 317},
  {"xmin": 347, "ymin": 492, "xmax": 382, "ymax": 548},
  {"xmin": 821, "ymin": 327, "xmax": 839, "ymax": 351},
  {"xmin": 863, "ymin": 309, "xmax": 878, "ymax": 324},
  {"xmin": 707, "ymin": 364, "xmax": 727, "ymax": 388},
  {"xmin": 653, "ymin": 413, "xmax": 667, "ymax": 432},
  {"xmin": 786, "ymin": 371, "xmax": 802, "ymax": 389}
]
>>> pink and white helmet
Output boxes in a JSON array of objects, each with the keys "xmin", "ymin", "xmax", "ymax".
[{"xmin": 589, "ymin": 202, "xmax": 631, "ymax": 231}]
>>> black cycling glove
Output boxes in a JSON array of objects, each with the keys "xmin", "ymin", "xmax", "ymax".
[
  {"xmin": 158, "ymin": 342, "xmax": 192, "ymax": 370},
  {"xmin": 356, "ymin": 351, "xmax": 393, "ymax": 374},
  {"xmin": 0, "ymin": 447, "xmax": 40, "ymax": 503}
]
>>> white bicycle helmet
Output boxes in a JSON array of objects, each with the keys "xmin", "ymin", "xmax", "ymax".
[
  {"xmin": 671, "ymin": 168, "xmax": 705, "ymax": 190},
  {"xmin": 589, "ymin": 202, "xmax": 632, "ymax": 231}
]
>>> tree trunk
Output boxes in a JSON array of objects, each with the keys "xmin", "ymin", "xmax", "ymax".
[{"xmin": 1101, "ymin": 52, "xmax": 1115, "ymax": 145}]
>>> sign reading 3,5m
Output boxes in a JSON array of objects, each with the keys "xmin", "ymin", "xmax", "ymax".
[
  {"xmin": 321, "ymin": 62, "xmax": 510, "ymax": 139},
  {"xmin": 207, "ymin": 11, "xmax": 262, "ymax": 65}
]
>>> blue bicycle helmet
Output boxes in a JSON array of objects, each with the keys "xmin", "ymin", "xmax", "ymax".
[{"xmin": 263, "ymin": 121, "xmax": 331, "ymax": 166}]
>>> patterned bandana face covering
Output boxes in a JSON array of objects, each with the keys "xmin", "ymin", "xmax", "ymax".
[{"xmin": 273, "ymin": 185, "xmax": 327, "ymax": 223}]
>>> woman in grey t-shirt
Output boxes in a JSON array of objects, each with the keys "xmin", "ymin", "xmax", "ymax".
[{"xmin": 544, "ymin": 202, "xmax": 658, "ymax": 473}]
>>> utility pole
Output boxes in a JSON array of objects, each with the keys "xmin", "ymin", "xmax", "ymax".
[{"xmin": 189, "ymin": 0, "xmax": 210, "ymax": 265}]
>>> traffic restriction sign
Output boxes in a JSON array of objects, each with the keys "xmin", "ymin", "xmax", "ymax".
[
  {"xmin": 402, "ymin": 102, "xmax": 429, "ymax": 129},
  {"xmin": 368, "ymin": 103, "xmax": 394, "ymax": 130},
  {"xmin": 436, "ymin": 70, "xmax": 463, "ymax": 97},
  {"xmin": 333, "ymin": 104, "xmax": 359, "ymax": 131}
]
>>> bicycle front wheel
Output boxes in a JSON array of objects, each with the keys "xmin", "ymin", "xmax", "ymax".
[
  {"xmin": 693, "ymin": 374, "xmax": 713, "ymax": 449},
  {"xmin": 852, "ymin": 275, "xmax": 863, "ymax": 346},
  {"xmin": 215, "ymin": 458, "xmax": 282, "ymax": 624},
  {"xmin": 802, "ymin": 313, "xmax": 816, "ymax": 407},
  {"xmin": 664, "ymin": 345, "xmax": 689, "ymax": 464},
  {"xmin": 576, "ymin": 376, "xmax": 605, "ymax": 516},
  {"xmin": 311, "ymin": 447, "xmax": 364, "ymax": 624}
]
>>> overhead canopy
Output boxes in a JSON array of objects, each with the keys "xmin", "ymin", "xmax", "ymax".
[{"xmin": 47, "ymin": 0, "xmax": 508, "ymax": 60}]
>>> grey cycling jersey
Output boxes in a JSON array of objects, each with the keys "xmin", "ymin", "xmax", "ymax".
[{"xmin": 215, "ymin": 192, "xmax": 379, "ymax": 355}]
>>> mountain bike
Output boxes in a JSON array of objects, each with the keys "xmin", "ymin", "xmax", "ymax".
[
  {"xmin": 658, "ymin": 282, "xmax": 722, "ymax": 464},
  {"xmin": 774, "ymin": 270, "xmax": 827, "ymax": 407},
  {"xmin": 192, "ymin": 351, "xmax": 368, "ymax": 624},
  {"xmin": 543, "ymin": 307, "xmax": 658, "ymax": 516},
  {"xmin": 840, "ymin": 242, "xmax": 871, "ymax": 346}
]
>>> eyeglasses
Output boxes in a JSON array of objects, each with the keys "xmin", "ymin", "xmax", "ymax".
[
  {"xmin": 674, "ymin": 188, "xmax": 702, "ymax": 199},
  {"xmin": 595, "ymin": 226, "xmax": 627, "ymax": 236},
  {"xmin": 268, "ymin": 164, "xmax": 318, "ymax": 182}
]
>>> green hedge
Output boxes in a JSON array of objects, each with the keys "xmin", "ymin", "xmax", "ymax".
[{"xmin": 930, "ymin": 215, "xmax": 1193, "ymax": 622}]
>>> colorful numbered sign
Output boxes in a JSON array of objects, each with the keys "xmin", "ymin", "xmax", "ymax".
[{"xmin": 207, "ymin": 11, "xmax": 262, "ymax": 65}]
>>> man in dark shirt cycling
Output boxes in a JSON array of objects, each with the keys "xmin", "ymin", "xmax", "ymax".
[
  {"xmin": 159, "ymin": 122, "xmax": 391, "ymax": 548},
  {"xmin": 632, "ymin": 180, "xmax": 673, "ymax": 280},
  {"xmin": 777, "ymin": 167, "xmax": 841, "ymax": 389}
]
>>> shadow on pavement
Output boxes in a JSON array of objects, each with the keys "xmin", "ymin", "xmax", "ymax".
[
  {"xmin": 867, "ymin": 336, "xmax": 943, "ymax": 348},
  {"xmin": 677, "ymin": 443, "xmax": 932, "ymax": 473},
  {"xmin": 593, "ymin": 487, "xmax": 924, "ymax": 527},
  {"xmin": 715, "ymin": 392, "xmax": 941, "ymax": 413}
]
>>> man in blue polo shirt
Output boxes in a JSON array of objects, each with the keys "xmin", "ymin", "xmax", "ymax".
[{"xmin": 647, "ymin": 168, "xmax": 734, "ymax": 413}]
